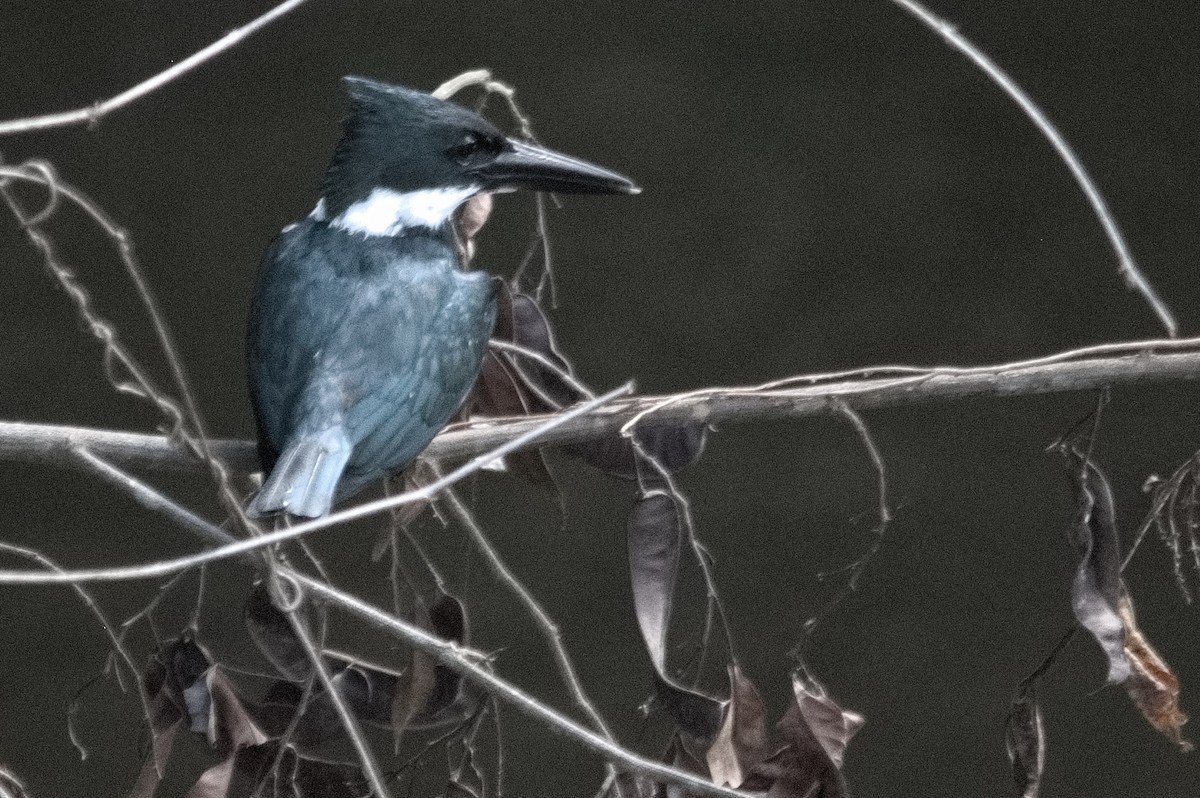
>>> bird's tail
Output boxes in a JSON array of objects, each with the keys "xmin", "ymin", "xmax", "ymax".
[{"xmin": 248, "ymin": 428, "xmax": 352, "ymax": 518}]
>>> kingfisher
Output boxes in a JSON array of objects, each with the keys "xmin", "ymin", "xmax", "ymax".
[{"xmin": 247, "ymin": 77, "xmax": 637, "ymax": 518}]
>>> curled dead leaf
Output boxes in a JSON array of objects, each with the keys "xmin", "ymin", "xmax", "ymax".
[
  {"xmin": 392, "ymin": 591, "xmax": 470, "ymax": 748},
  {"xmin": 789, "ymin": 670, "xmax": 863, "ymax": 771},
  {"xmin": 754, "ymin": 669, "xmax": 863, "ymax": 798},
  {"xmin": 244, "ymin": 583, "xmax": 312, "ymax": 681},
  {"xmin": 1004, "ymin": 685, "xmax": 1044, "ymax": 798},
  {"xmin": 627, "ymin": 490, "xmax": 723, "ymax": 742},
  {"xmin": 705, "ymin": 666, "xmax": 770, "ymax": 789},
  {"xmin": 1119, "ymin": 588, "xmax": 1193, "ymax": 752},
  {"xmin": 1062, "ymin": 451, "xmax": 1128, "ymax": 683}
]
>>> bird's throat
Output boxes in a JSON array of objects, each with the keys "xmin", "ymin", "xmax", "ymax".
[{"xmin": 312, "ymin": 185, "xmax": 480, "ymax": 237}]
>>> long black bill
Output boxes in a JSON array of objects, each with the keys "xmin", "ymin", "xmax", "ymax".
[{"xmin": 475, "ymin": 138, "xmax": 640, "ymax": 195}]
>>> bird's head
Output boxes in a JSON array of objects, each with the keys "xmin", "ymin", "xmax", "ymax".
[{"xmin": 318, "ymin": 76, "xmax": 639, "ymax": 235}]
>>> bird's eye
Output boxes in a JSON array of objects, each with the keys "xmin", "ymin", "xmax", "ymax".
[{"xmin": 448, "ymin": 132, "xmax": 501, "ymax": 164}]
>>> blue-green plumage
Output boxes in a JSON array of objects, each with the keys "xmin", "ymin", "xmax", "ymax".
[
  {"xmin": 247, "ymin": 77, "xmax": 636, "ymax": 517},
  {"xmin": 249, "ymin": 222, "xmax": 496, "ymax": 516}
]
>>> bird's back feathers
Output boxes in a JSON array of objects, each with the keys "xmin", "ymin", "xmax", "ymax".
[{"xmin": 247, "ymin": 221, "xmax": 495, "ymax": 517}]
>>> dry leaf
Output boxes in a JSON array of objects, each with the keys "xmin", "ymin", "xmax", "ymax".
[
  {"xmin": 790, "ymin": 670, "xmax": 863, "ymax": 771},
  {"xmin": 659, "ymin": 734, "xmax": 712, "ymax": 798},
  {"xmin": 755, "ymin": 669, "xmax": 863, "ymax": 798},
  {"xmin": 628, "ymin": 489, "xmax": 723, "ymax": 741},
  {"xmin": 628, "ymin": 491, "xmax": 682, "ymax": 672},
  {"xmin": 244, "ymin": 583, "xmax": 312, "ymax": 681},
  {"xmin": 566, "ymin": 422, "xmax": 708, "ymax": 481},
  {"xmin": 453, "ymin": 192, "xmax": 493, "ymax": 262},
  {"xmin": 1004, "ymin": 685, "xmax": 1044, "ymax": 798},
  {"xmin": 1119, "ymin": 588, "xmax": 1193, "ymax": 751},
  {"xmin": 1063, "ymin": 451, "xmax": 1128, "ymax": 683},
  {"xmin": 706, "ymin": 666, "xmax": 770, "ymax": 789}
]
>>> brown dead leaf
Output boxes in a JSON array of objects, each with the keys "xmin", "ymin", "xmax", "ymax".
[
  {"xmin": 628, "ymin": 491, "xmax": 682, "ymax": 673},
  {"xmin": 391, "ymin": 601, "xmax": 438, "ymax": 751},
  {"xmin": 567, "ymin": 422, "xmax": 708, "ymax": 481},
  {"xmin": 1119, "ymin": 588, "xmax": 1193, "ymax": 751},
  {"xmin": 628, "ymin": 490, "xmax": 723, "ymax": 742},
  {"xmin": 658, "ymin": 734, "xmax": 712, "ymax": 798},
  {"xmin": 706, "ymin": 666, "xmax": 770, "ymax": 789},
  {"xmin": 753, "ymin": 669, "xmax": 863, "ymax": 798},
  {"xmin": 790, "ymin": 670, "xmax": 863, "ymax": 770},
  {"xmin": 244, "ymin": 583, "xmax": 312, "ymax": 681},
  {"xmin": 128, "ymin": 638, "xmax": 205, "ymax": 798},
  {"xmin": 206, "ymin": 668, "xmax": 271, "ymax": 752}
]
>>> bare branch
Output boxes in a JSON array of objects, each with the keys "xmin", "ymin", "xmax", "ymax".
[
  {"xmin": 0, "ymin": 766, "xmax": 31, "ymax": 798},
  {"xmin": 273, "ymin": 572, "xmax": 394, "ymax": 798},
  {"xmin": 1, "ymin": 154, "xmax": 255, "ymax": 532},
  {"xmin": 0, "ymin": 0, "xmax": 307, "ymax": 136},
  {"xmin": 6, "ymin": 342, "xmax": 1200, "ymax": 481},
  {"xmin": 290, "ymin": 571, "xmax": 753, "ymax": 798},
  {"xmin": 435, "ymin": 482, "xmax": 621, "ymax": 770},
  {"xmin": 0, "ymin": 385, "xmax": 631, "ymax": 584},
  {"xmin": 0, "ymin": 542, "xmax": 158, "ymax": 755},
  {"xmin": 73, "ymin": 447, "xmax": 237, "ymax": 549},
  {"xmin": 888, "ymin": 0, "xmax": 1177, "ymax": 336},
  {"xmin": 0, "ymin": 451, "xmax": 745, "ymax": 798},
  {"xmin": 795, "ymin": 401, "xmax": 893, "ymax": 648}
]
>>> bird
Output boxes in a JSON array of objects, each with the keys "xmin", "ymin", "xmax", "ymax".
[{"xmin": 246, "ymin": 77, "xmax": 638, "ymax": 518}]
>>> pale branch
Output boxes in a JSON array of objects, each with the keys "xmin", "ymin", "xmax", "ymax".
[
  {"xmin": 0, "ymin": 0, "xmax": 307, "ymax": 136},
  {"xmin": 0, "ymin": 387, "xmax": 631, "ymax": 584},
  {"xmin": 436, "ymin": 481, "xmax": 621, "ymax": 754},
  {"xmin": 888, "ymin": 0, "xmax": 1178, "ymax": 336},
  {"xmin": 72, "ymin": 447, "xmax": 239, "ymax": 549},
  {"xmin": 0, "ymin": 766, "xmax": 30, "ymax": 798},
  {"xmin": 290, "ymin": 571, "xmax": 753, "ymax": 798},
  {"xmin": 1, "ymin": 452, "xmax": 746, "ymax": 798},
  {"xmin": 4, "ymin": 344, "xmax": 1200, "ymax": 481},
  {"xmin": 274, "ymin": 574, "xmax": 394, "ymax": 798}
]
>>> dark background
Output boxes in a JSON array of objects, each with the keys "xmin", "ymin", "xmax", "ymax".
[{"xmin": 2, "ymin": 1, "xmax": 1199, "ymax": 795}]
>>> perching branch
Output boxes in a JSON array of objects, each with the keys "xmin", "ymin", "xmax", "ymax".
[
  {"xmin": 5, "ymin": 340, "xmax": 1200, "ymax": 480},
  {"xmin": 0, "ymin": 385, "xmax": 632, "ymax": 585}
]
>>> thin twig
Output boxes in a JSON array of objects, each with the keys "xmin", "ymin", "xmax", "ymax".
[
  {"xmin": 73, "ymin": 447, "xmax": 238, "ymax": 548},
  {"xmin": 0, "ymin": 766, "xmax": 31, "ymax": 798},
  {"xmin": 290, "ymin": 572, "xmax": 751, "ymax": 798},
  {"xmin": 0, "ymin": 429, "xmax": 810, "ymax": 798},
  {"xmin": 0, "ymin": 385, "xmax": 632, "ymax": 584},
  {"xmin": 0, "ymin": 0, "xmax": 307, "ymax": 136},
  {"xmin": 0, "ymin": 543, "xmax": 161, "ymax": 771},
  {"xmin": 795, "ymin": 402, "xmax": 893, "ymax": 649},
  {"xmin": 271, "ymin": 573, "xmax": 393, "ymax": 798},
  {"xmin": 0, "ymin": 162, "xmax": 253, "ymax": 531},
  {"xmin": 1017, "ymin": 626, "xmax": 1077, "ymax": 693},
  {"xmin": 435, "ymin": 481, "xmax": 622, "ymax": 781},
  {"xmin": 23, "ymin": 438, "xmax": 735, "ymax": 798},
  {"xmin": 388, "ymin": 701, "xmax": 489, "ymax": 780},
  {"xmin": 888, "ymin": 0, "xmax": 1177, "ymax": 336},
  {"xmin": 488, "ymin": 339, "xmax": 598, "ymax": 400},
  {"xmin": 1125, "ymin": 449, "xmax": 1200, "ymax": 600},
  {"xmin": 431, "ymin": 70, "xmax": 558, "ymax": 302}
]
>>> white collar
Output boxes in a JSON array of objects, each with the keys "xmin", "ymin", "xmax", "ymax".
[{"xmin": 310, "ymin": 185, "xmax": 480, "ymax": 236}]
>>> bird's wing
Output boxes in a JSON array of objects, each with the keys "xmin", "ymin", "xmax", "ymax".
[
  {"xmin": 333, "ymin": 265, "xmax": 495, "ymax": 492},
  {"xmin": 247, "ymin": 224, "xmax": 495, "ymax": 513}
]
